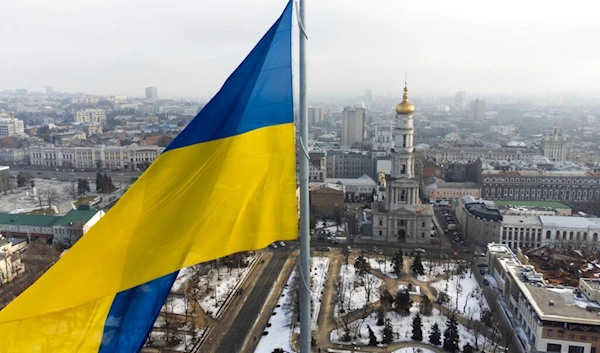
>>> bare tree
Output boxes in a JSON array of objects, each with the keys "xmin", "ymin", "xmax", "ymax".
[
  {"xmin": 45, "ymin": 188, "xmax": 59, "ymax": 209},
  {"xmin": 64, "ymin": 181, "xmax": 78, "ymax": 200},
  {"xmin": 364, "ymin": 273, "xmax": 378, "ymax": 306},
  {"xmin": 163, "ymin": 296, "xmax": 175, "ymax": 344}
]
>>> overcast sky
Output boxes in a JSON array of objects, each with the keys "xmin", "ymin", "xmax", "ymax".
[{"xmin": 1, "ymin": 0, "xmax": 599, "ymax": 99}]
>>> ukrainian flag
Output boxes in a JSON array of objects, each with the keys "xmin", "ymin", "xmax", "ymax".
[{"xmin": 0, "ymin": 1, "xmax": 296, "ymax": 351}]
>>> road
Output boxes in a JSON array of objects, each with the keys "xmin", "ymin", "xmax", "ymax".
[
  {"xmin": 216, "ymin": 252, "xmax": 287, "ymax": 353},
  {"xmin": 9, "ymin": 166, "xmax": 141, "ymax": 184}
]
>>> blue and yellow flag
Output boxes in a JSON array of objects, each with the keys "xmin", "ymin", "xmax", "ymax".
[{"xmin": 0, "ymin": 1, "xmax": 296, "ymax": 351}]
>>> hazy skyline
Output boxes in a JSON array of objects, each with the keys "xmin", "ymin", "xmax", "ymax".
[{"xmin": 2, "ymin": 0, "xmax": 599, "ymax": 99}]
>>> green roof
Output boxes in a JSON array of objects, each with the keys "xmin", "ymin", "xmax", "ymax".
[
  {"xmin": 53, "ymin": 210, "xmax": 99, "ymax": 227},
  {"xmin": 493, "ymin": 200, "xmax": 571, "ymax": 209},
  {"xmin": 0, "ymin": 213, "xmax": 60, "ymax": 227}
]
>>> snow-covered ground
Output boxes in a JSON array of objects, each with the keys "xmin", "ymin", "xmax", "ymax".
[
  {"xmin": 417, "ymin": 261, "xmax": 457, "ymax": 282},
  {"xmin": 172, "ymin": 267, "xmax": 192, "ymax": 292},
  {"xmin": 368, "ymin": 257, "xmax": 397, "ymax": 279},
  {"xmin": 147, "ymin": 328, "xmax": 204, "ymax": 352},
  {"xmin": 430, "ymin": 270, "xmax": 489, "ymax": 320},
  {"xmin": 317, "ymin": 219, "xmax": 345, "ymax": 236},
  {"xmin": 335, "ymin": 264, "xmax": 383, "ymax": 316},
  {"xmin": 311, "ymin": 257, "xmax": 329, "ymax": 330},
  {"xmin": 254, "ymin": 270, "xmax": 296, "ymax": 353},
  {"xmin": 198, "ymin": 255, "xmax": 256, "ymax": 317},
  {"xmin": 398, "ymin": 284, "xmax": 421, "ymax": 295},
  {"xmin": 393, "ymin": 348, "xmax": 436, "ymax": 353},
  {"xmin": 331, "ymin": 303, "xmax": 494, "ymax": 350}
]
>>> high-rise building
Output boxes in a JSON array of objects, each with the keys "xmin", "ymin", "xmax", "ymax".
[
  {"xmin": 0, "ymin": 113, "xmax": 25, "ymax": 136},
  {"xmin": 468, "ymin": 98, "xmax": 485, "ymax": 120},
  {"xmin": 454, "ymin": 91, "xmax": 466, "ymax": 109},
  {"xmin": 145, "ymin": 87, "xmax": 158, "ymax": 100},
  {"xmin": 370, "ymin": 81, "xmax": 434, "ymax": 244},
  {"xmin": 46, "ymin": 86, "xmax": 54, "ymax": 95},
  {"xmin": 364, "ymin": 88, "xmax": 372, "ymax": 103},
  {"xmin": 15, "ymin": 89, "xmax": 28, "ymax": 96},
  {"xmin": 307, "ymin": 106, "xmax": 324, "ymax": 125},
  {"xmin": 342, "ymin": 106, "xmax": 365, "ymax": 146},
  {"xmin": 542, "ymin": 123, "xmax": 567, "ymax": 162},
  {"xmin": 75, "ymin": 109, "xmax": 106, "ymax": 124}
]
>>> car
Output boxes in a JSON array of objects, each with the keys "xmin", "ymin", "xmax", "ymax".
[
  {"xmin": 483, "ymin": 279, "xmax": 490, "ymax": 286},
  {"xmin": 69, "ymin": 172, "xmax": 76, "ymax": 175},
  {"xmin": 270, "ymin": 243, "xmax": 278, "ymax": 249},
  {"xmin": 279, "ymin": 241, "xmax": 285, "ymax": 247},
  {"xmin": 118, "ymin": 173, "xmax": 124, "ymax": 176}
]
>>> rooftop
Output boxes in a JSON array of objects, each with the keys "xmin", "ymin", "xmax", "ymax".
[
  {"xmin": 539, "ymin": 216, "xmax": 600, "ymax": 229},
  {"xmin": 494, "ymin": 200, "xmax": 571, "ymax": 210},
  {"xmin": 502, "ymin": 215, "xmax": 541, "ymax": 226},
  {"xmin": 0, "ymin": 213, "xmax": 60, "ymax": 227},
  {"xmin": 53, "ymin": 209, "xmax": 99, "ymax": 227}
]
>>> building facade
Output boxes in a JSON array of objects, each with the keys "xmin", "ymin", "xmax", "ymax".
[
  {"xmin": 501, "ymin": 215, "xmax": 600, "ymax": 251},
  {"xmin": 145, "ymin": 86, "xmax": 158, "ymax": 100},
  {"xmin": 543, "ymin": 123, "xmax": 568, "ymax": 162},
  {"xmin": 75, "ymin": 109, "xmax": 106, "ymax": 124},
  {"xmin": 342, "ymin": 106, "xmax": 365, "ymax": 146},
  {"xmin": 310, "ymin": 185, "xmax": 344, "ymax": 217},
  {"xmin": 487, "ymin": 244, "xmax": 600, "ymax": 353},
  {"xmin": 427, "ymin": 147, "xmax": 539, "ymax": 163},
  {"xmin": 0, "ymin": 113, "xmax": 25, "ymax": 136},
  {"xmin": 309, "ymin": 151, "xmax": 326, "ymax": 182},
  {"xmin": 325, "ymin": 150, "xmax": 372, "ymax": 179},
  {"xmin": 370, "ymin": 82, "xmax": 434, "ymax": 244},
  {"xmin": 29, "ymin": 144, "xmax": 164, "ymax": 170},
  {"xmin": 455, "ymin": 91, "xmax": 466, "ymax": 109},
  {"xmin": 308, "ymin": 106, "xmax": 324, "ymax": 125},
  {"xmin": 468, "ymin": 98, "xmax": 485, "ymax": 121},
  {"xmin": 0, "ymin": 148, "xmax": 29, "ymax": 166},
  {"xmin": 481, "ymin": 170, "xmax": 600, "ymax": 203},
  {"xmin": 455, "ymin": 195, "xmax": 502, "ymax": 246}
]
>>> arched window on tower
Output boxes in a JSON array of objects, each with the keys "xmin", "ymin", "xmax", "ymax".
[
  {"xmin": 400, "ymin": 190, "xmax": 406, "ymax": 201},
  {"xmin": 401, "ymin": 164, "xmax": 406, "ymax": 174},
  {"xmin": 403, "ymin": 135, "xmax": 407, "ymax": 148}
]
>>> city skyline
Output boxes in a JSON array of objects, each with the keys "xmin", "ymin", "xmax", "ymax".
[{"xmin": 2, "ymin": 0, "xmax": 599, "ymax": 99}]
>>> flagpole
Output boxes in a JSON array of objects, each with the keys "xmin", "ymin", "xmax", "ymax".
[{"xmin": 297, "ymin": 0, "xmax": 311, "ymax": 351}]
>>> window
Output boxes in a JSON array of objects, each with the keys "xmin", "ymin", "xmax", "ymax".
[
  {"xmin": 546, "ymin": 343, "xmax": 561, "ymax": 352},
  {"xmin": 379, "ymin": 219, "xmax": 383, "ymax": 226},
  {"xmin": 378, "ymin": 230, "xmax": 382, "ymax": 236},
  {"xmin": 559, "ymin": 330, "xmax": 564, "ymax": 338},
  {"xmin": 580, "ymin": 335, "xmax": 587, "ymax": 340},
  {"xmin": 568, "ymin": 334, "xmax": 575, "ymax": 340},
  {"xmin": 547, "ymin": 329, "xmax": 553, "ymax": 337},
  {"xmin": 568, "ymin": 346, "xmax": 584, "ymax": 353},
  {"xmin": 422, "ymin": 221, "xmax": 425, "ymax": 228},
  {"xmin": 593, "ymin": 337, "xmax": 598, "ymax": 342},
  {"xmin": 546, "ymin": 230, "xmax": 551, "ymax": 239}
]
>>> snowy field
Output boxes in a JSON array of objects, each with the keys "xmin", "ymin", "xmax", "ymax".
[
  {"xmin": 394, "ymin": 348, "xmax": 436, "ymax": 353},
  {"xmin": 331, "ymin": 303, "xmax": 494, "ymax": 350},
  {"xmin": 417, "ymin": 262, "xmax": 457, "ymax": 282},
  {"xmin": 430, "ymin": 270, "xmax": 488, "ymax": 320},
  {"xmin": 336, "ymin": 264, "xmax": 383, "ymax": 316},
  {"xmin": 254, "ymin": 270, "xmax": 296, "ymax": 353},
  {"xmin": 311, "ymin": 257, "xmax": 329, "ymax": 330},
  {"xmin": 198, "ymin": 255, "xmax": 256, "ymax": 317},
  {"xmin": 368, "ymin": 257, "xmax": 397, "ymax": 279},
  {"xmin": 317, "ymin": 219, "xmax": 345, "ymax": 236}
]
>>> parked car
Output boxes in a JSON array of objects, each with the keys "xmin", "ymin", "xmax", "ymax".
[
  {"xmin": 483, "ymin": 279, "xmax": 490, "ymax": 286},
  {"xmin": 279, "ymin": 241, "xmax": 285, "ymax": 247}
]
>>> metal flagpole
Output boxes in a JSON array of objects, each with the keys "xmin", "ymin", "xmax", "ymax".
[{"xmin": 297, "ymin": 0, "xmax": 311, "ymax": 351}]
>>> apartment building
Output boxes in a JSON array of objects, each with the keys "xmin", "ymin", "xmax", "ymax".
[{"xmin": 75, "ymin": 109, "xmax": 106, "ymax": 124}]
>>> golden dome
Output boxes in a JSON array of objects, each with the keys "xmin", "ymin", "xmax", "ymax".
[{"xmin": 395, "ymin": 82, "xmax": 415, "ymax": 115}]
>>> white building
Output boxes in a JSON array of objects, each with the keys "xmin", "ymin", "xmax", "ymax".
[
  {"xmin": 342, "ymin": 106, "xmax": 365, "ymax": 146},
  {"xmin": 0, "ymin": 113, "xmax": 25, "ymax": 136},
  {"xmin": 543, "ymin": 123, "xmax": 568, "ymax": 162},
  {"xmin": 75, "ymin": 109, "xmax": 106, "ymax": 124},
  {"xmin": 0, "ymin": 148, "xmax": 29, "ymax": 166},
  {"xmin": 29, "ymin": 144, "xmax": 164, "ymax": 170},
  {"xmin": 454, "ymin": 91, "xmax": 466, "ymax": 109},
  {"xmin": 500, "ymin": 215, "xmax": 600, "ymax": 251},
  {"xmin": 372, "ymin": 123, "xmax": 394, "ymax": 152},
  {"xmin": 370, "ymin": 82, "xmax": 434, "ymax": 244},
  {"xmin": 308, "ymin": 106, "xmax": 324, "ymax": 125}
]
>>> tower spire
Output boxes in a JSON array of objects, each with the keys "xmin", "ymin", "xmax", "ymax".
[{"xmin": 395, "ymin": 73, "xmax": 414, "ymax": 115}]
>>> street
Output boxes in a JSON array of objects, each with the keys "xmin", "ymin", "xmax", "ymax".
[{"xmin": 8, "ymin": 166, "xmax": 141, "ymax": 185}]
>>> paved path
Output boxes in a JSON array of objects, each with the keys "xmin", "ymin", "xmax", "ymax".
[{"xmin": 212, "ymin": 252, "xmax": 287, "ymax": 353}]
